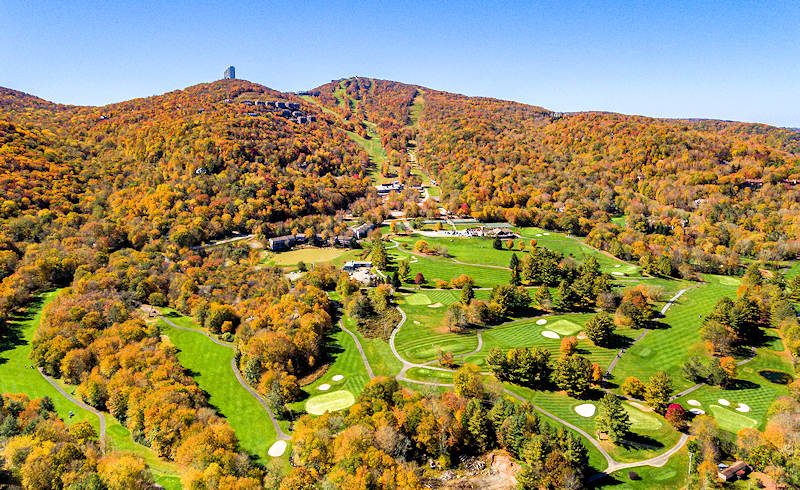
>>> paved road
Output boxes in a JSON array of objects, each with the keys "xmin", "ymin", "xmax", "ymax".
[
  {"xmin": 155, "ymin": 311, "xmax": 290, "ymax": 440},
  {"xmin": 38, "ymin": 367, "xmax": 106, "ymax": 438},
  {"xmin": 338, "ymin": 319, "xmax": 375, "ymax": 378}
]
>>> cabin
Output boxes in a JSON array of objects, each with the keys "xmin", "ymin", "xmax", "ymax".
[
  {"xmin": 717, "ymin": 461, "xmax": 751, "ymax": 482},
  {"xmin": 268, "ymin": 235, "xmax": 295, "ymax": 251},
  {"xmin": 351, "ymin": 222, "xmax": 374, "ymax": 239}
]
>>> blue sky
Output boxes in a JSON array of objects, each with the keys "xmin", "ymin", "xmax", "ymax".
[{"xmin": 2, "ymin": 0, "xmax": 799, "ymax": 126}]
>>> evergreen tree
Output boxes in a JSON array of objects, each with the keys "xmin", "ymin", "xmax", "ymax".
[
  {"xmin": 391, "ymin": 271, "xmax": 401, "ymax": 289},
  {"xmin": 595, "ymin": 393, "xmax": 631, "ymax": 443},
  {"xmin": 460, "ymin": 283, "xmax": 475, "ymax": 305},
  {"xmin": 509, "ymin": 253, "xmax": 521, "ymax": 285},
  {"xmin": 493, "ymin": 237, "xmax": 502, "ymax": 250}
]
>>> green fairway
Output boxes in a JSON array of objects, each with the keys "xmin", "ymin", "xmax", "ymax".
[
  {"xmin": 289, "ymin": 320, "xmax": 372, "ymax": 415},
  {"xmin": 306, "ymin": 390, "xmax": 355, "ymax": 415},
  {"xmin": 708, "ymin": 405, "xmax": 758, "ymax": 432},
  {"xmin": 514, "ymin": 227, "xmax": 642, "ymax": 276},
  {"xmin": 158, "ymin": 311, "xmax": 286, "ymax": 463},
  {"xmin": 623, "ymin": 404, "xmax": 663, "ymax": 431},
  {"xmin": 0, "ymin": 292, "xmax": 181, "ymax": 488},
  {"xmin": 264, "ymin": 247, "xmax": 351, "ymax": 266},
  {"xmin": 673, "ymin": 348, "xmax": 792, "ymax": 432},
  {"xmin": 611, "ymin": 278, "xmax": 738, "ymax": 392},
  {"xmin": 405, "ymin": 292, "xmax": 432, "ymax": 305},
  {"xmin": 0, "ymin": 292, "xmax": 97, "ymax": 427},
  {"xmin": 388, "ymin": 246, "xmax": 511, "ymax": 288},
  {"xmin": 597, "ymin": 449, "xmax": 689, "ymax": 489}
]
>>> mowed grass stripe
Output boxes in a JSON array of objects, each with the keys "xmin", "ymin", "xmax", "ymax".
[
  {"xmin": 611, "ymin": 278, "xmax": 738, "ymax": 390},
  {"xmin": 159, "ymin": 316, "xmax": 280, "ymax": 463}
]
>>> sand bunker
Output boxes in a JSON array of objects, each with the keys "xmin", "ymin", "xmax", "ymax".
[
  {"xmin": 535, "ymin": 233, "xmax": 542, "ymax": 237},
  {"xmin": 318, "ymin": 383, "xmax": 331, "ymax": 391},
  {"xmin": 331, "ymin": 375, "xmax": 344, "ymax": 382},
  {"xmin": 413, "ymin": 320, "xmax": 421, "ymax": 325},
  {"xmin": 614, "ymin": 264, "xmax": 621, "ymax": 268},
  {"xmin": 629, "ymin": 401, "xmax": 653, "ymax": 412},
  {"xmin": 541, "ymin": 330, "xmax": 560, "ymax": 339},
  {"xmin": 536, "ymin": 319, "xmax": 548, "ymax": 325},
  {"xmin": 268, "ymin": 440, "xmax": 287, "ymax": 457},
  {"xmin": 611, "ymin": 271, "xmax": 625, "ymax": 276},
  {"xmin": 574, "ymin": 404, "xmax": 596, "ymax": 417},
  {"xmin": 543, "ymin": 233, "xmax": 550, "ymax": 236},
  {"xmin": 687, "ymin": 399, "xmax": 701, "ymax": 407},
  {"xmin": 428, "ymin": 302, "xmax": 443, "ymax": 308},
  {"xmin": 690, "ymin": 408, "xmax": 705, "ymax": 415},
  {"xmin": 718, "ymin": 398, "xmax": 730, "ymax": 406},
  {"xmin": 735, "ymin": 403, "xmax": 751, "ymax": 413}
]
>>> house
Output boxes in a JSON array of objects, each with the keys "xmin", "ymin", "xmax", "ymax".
[
  {"xmin": 376, "ymin": 181, "xmax": 404, "ymax": 196},
  {"xmin": 295, "ymin": 233, "xmax": 308, "ymax": 244},
  {"xmin": 717, "ymin": 461, "xmax": 751, "ymax": 482},
  {"xmin": 268, "ymin": 235, "xmax": 295, "ymax": 251},
  {"xmin": 343, "ymin": 261, "xmax": 372, "ymax": 272},
  {"xmin": 332, "ymin": 235, "xmax": 355, "ymax": 248},
  {"xmin": 351, "ymin": 222, "xmax": 374, "ymax": 239}
]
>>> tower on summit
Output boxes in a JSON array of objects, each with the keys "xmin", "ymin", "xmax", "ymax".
[{"xmin": 224, "ymin": 66, "xmax": 235, "ymax": 79}]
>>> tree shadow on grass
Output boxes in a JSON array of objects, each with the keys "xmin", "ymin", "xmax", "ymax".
[
  {"xmin": 726, "ymin": 379, "xmax": 760, "ymax": 391},
  {"xmin": 618, "ymin": 432, "xmax": 665, "ymax": 451}
]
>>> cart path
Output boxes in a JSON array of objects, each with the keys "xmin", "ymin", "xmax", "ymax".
[
  {"xmin": 383, "ymin": 302, "xmax": 690, "ymax": 480},
  {"xmin": 604, "ymin": 286, "xmax": 697, "ymax": 378},
  {"xmin": 338, "ymin": 319, "xmax": 375, "ymax": 378},
  {"xmin": 155, "ymin": 311, "xmax": 290, "ymax": 440},
  {"xmin": 38, "ymin": 367, "xmax": 106, "ymax": 438}
]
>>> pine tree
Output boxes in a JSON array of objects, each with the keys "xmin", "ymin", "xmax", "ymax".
[
  {"xmin": 595, "ymin": 393, "xmax": 631, "ymax": 443},
  {"xmin": 460, "ymin": 283, "xmax": 474, "ymax": 305},
  {"xmin": 584, "ymin": 312, "xmax": 615, "ymax": 346}
]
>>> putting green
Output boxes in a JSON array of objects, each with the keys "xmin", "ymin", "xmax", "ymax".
[
  {"xmin": 709, "ymin": 405, "xmax": 758, "ymax": 433},
  {"xmin": 405, "ymin": 293, "xmax": 432, "ymax": 305},
  {"xmin": 306, "ymin": 390, "xmax": 355, "ymax": 415},
  {"xmin": 547, "ymin": 319, "xmax": 583, "ymax": 336},
  {"xmin": 714, "ymin": 275, "xmax": 741, "ymax": 286},
  {"xmin": 623, "ymin": 404, "xmax": 663, "ymax": 430}
]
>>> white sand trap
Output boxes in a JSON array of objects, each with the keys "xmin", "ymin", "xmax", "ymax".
[
  {"xmin": 536, "ymin": 233, "xmax": 542, "ymax": 237},
  {"xmin": 629, "ymin": 401, "xmax": 654, "ymax": 412},
  {"xmin": 427, "ymin": 302, "xmax": 443, "ymax": 308},
  {"xmin": 543, "ymin": 233, "xmax": 550, "ymax": 236},
  {"xmin": 611, "ymin": 271, "xmax": 625, "ymax": 276},
  {"xmin": 541, "ymin": 330, "xmax": 560, "ymax": 339},
  {"xmin": 735, "ymin": 403, "xmax": 751, "ymax": 413},
  {"xmin": 318, "ymin": 383, "xmax": 331, "ymax": 391},
  {"xmin": 268, "ymin": 440, "xmax": 287, "ymax": 457},
  {"xmin": 687, "ymin": 399, "xmax": 701, "ymax": 407},
  {"xmin": 536, "ymin": 319, "xmax": 548, "ymax": 325},
  {"xmin": 690, "ymin": 408, "xmax": 705, "ymax": 415},
  {"xmin": 614, "ymin": 264, "xmax": 621, "ymax": 268},
  {"xmin": 575, "ymin": 404, "xmax": 596, "ymax": 417},
  {"xmin": 331, "ymin": 375, "xmax": 344, "ymax": 382},
  {"xmin": 718, "ymin": 398, "xmax": 730, "ymax": 406},
  {"xmin": 413, "ymin": 320, "xmax": 421, "ymax": 325}
]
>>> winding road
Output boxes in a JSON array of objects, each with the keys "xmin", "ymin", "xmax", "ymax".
[
  {"xmin": 356, "ymin": 285, "xmax": 696, "ymax": 482},
  {"xmin": 155, "ymin": 310, "xmax": 290, "ymax": 440},
  {"xmin": 38, "ymin": 367, "xmax": 107, "ymax": 439}
]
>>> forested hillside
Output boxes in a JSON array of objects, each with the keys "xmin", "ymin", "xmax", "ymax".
[
  {"xmin": 309, "ymin": 77, "xmax": 800, "ymax": 278},
  {"xmin": 2, "ymin": 76, "xmax": 800, "ymax": 487}
]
